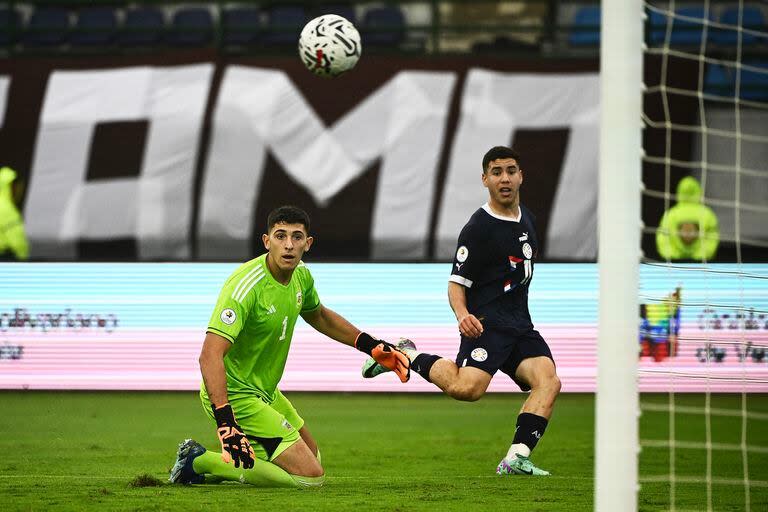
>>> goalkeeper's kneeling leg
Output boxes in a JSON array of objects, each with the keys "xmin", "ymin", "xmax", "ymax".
[{"xmin": 291, "ymin": 473, "xmax": 326, "ymax": 488}]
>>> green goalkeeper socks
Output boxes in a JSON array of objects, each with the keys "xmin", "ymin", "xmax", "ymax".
[{"xmin": 192, "ymin": 451, "xmax": 298, "ymax": 488}]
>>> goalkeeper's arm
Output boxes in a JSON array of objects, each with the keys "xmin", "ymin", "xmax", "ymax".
[
  {"xmin": 199, "ymin": 332, "xmax": 255, "ymax": 468},
  {"xmin": 199, "ymin": 332, "xmax": 233, "ymax": 408},
  {"xmin": 301, "ymin": 305, "xmax": 410, "ymax": 382}
]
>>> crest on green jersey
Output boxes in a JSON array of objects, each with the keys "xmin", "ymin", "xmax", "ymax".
[
  {"xmin": 296, "ymin": 291, "xmax": 303, "ymax": 308},
  {"xmin": 220, "ymin": 308, "xmax": 236, "ymax": 325}
]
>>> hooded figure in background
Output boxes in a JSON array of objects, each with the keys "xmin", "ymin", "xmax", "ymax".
[
  {"xmin": 656, "ymin": 176, "xmax": 720, "ymax": 261},
  {"xmin": 0, "ymin": 166, "xmax": 30, "ymax": 260}
]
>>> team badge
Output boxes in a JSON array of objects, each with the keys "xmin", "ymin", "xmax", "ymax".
[
  {"xmin": 471, "ymin": 348, "xmax": 488, "ymax": 362},
  {"xmin": 522, "ymin": 242, "xmax": 533, "ymax": 259},
  {"xmin": 456, "ymin": 246, "xmax": 469, "ymax": 263},
  {"xmin": 296, "ymin": 291, "xmax": 303, "ymax": 308},
  {"xmin": 220, "ymin": 308, "xmax": 237, "ymax": 325}
]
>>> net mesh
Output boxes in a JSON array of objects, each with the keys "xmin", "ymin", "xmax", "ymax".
[{"xmin": 639, "ymin": 1, "xmax": 768, "ymax": 510}]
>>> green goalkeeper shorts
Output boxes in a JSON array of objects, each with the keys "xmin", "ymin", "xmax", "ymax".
[{"xmin": 200, "ymin": 388, "xmax": 304, "ymax": 462}]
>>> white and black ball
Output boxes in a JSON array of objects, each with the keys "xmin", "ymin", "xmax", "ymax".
[{"xmin": 298, "ymin": 14, "xmax": 362, "ymax": 78}]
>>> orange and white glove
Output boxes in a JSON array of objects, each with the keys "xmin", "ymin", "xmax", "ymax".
[
  {"xmin": 212, "ymin": 403, "xmax": 255, "ymax": 469},
  {"xmin": 355, "ymin": 332, "xmax": 410, "ymax": 383}
]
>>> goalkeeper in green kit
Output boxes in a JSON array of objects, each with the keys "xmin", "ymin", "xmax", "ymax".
[{"xmin": 169, "ymin": 206, "xmax": 409, "ymax": 488}]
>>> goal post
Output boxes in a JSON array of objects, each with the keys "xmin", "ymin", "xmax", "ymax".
[{"xmin": 596, "ymin": 0, "xmax": 644, "ymax": 510}]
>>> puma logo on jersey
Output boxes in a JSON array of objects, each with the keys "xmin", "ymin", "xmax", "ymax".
[
  {"xmin": 266, "ymin": 305, "xmax": 276, "ymax": 314},
  {"xmin": 519, "ymin": 232, "xmax": 528, "ymax": 242}
]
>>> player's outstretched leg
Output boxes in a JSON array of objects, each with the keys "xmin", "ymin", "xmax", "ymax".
[
  {"xmin": 169, "ymin": 439, "xmax": 206, "ymax": 484},
  {"xmin": 496, "ymin": 454, "xmax": 550, "ymax": 476},
  {"xmin": 361, "ymin": 338, "xmax": 417, "ymax": 378}
]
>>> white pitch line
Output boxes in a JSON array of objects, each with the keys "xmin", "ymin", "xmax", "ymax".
[
  {"xmin": 0, "ymin": 474, "xmax": 592, "ymax": 481},
  {"xmin": 0, "ymin": 475, "xmax": 134, "ymax": 480}
]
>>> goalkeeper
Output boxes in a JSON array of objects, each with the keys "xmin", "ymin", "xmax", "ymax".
[{"xmin": 170, "ymin": 205, "xmax": 408, "ymax": 488}]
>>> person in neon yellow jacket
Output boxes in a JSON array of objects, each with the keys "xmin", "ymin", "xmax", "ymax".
[
  {"xmin": 656, "ymin": 176, "xmax": 719, "ymax": 261},
  {"xmin": 0, "ymin": 166, "xmax": 29, "ymax": 260}
]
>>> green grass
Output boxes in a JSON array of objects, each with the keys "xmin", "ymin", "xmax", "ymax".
[
  {"xmin": 0, "ymin": 392, "xmax": 765, "ymax": 511},
  {"xmin": 638, "ymin": 394, "xmax": 768, "ymax": 512}
]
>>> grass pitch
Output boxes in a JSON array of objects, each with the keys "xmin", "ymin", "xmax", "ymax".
[{"xmin": 1, "ymin": 392, "xmax": 765, "ymax": 511}]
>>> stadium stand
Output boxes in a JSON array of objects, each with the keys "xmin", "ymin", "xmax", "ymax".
[
  {"xmin": 740, "ymin": 59, "xmax": 768, "ymax": 100},
  {"xmin": 648, "ymin": 6, "xmax": 713, "ymax": 46},
  {"xmin": 118, "ymin": 7, "xmax": 165, "ymax": 47},
  {"xmin": 705, "ymin": 63, "xmax": 732, "ymax": 97},
  {"xmin": 71, "ymin": 7, "xmax": 117, "ymax": 47},
  {"xmin": 23, "ymin": 7, "xmax": 69, "ymax": 47},
  {"xmin": 312, "ymin": 4, "xmax": 357, "ymax": 25},
  {"xmin": 0, "ymin": 2, "xmax": 763, "ymax": 59},
  {"xmin": 221, "ymin": 6, "xmax": 261, "ymax": 46},
  {"xmin": 262, "ymin": 5, "xmax": 306, "ymax": 46},
  {"xmin": 166, "ymin": 7, "xmax": 214, "ymax": 47},
  {"xmin": 568, "ymin": 5, "xmax": 600, "ymax": 46},
  {"xmin": 0, "ymin": 6, "xmax": 20, "ymax": 46},
  {"xmin": 361, "ymin": 5, "xmax": 405, "ymax": 47},
  {"xmin": 713, "ymin": 4, "xmax": 766, "ymax": 46}
]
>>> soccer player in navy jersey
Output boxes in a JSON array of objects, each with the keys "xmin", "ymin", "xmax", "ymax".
[{"xmin": 364, "ymin": 146, "xmax": 560, "ymax": 475}]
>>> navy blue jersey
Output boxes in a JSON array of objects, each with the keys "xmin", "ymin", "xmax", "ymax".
[{"xmin": 449, "ymin": 203, "xmax": 539, "ymax": 329}]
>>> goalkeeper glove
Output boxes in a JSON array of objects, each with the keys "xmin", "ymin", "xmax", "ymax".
[
  {"xmin": 212, "ymin": 403, "xmax": 255, "ymax": 469},
  {"xmin": 355, "ymin": 332, "xmax": 410, "ymax": 383}
]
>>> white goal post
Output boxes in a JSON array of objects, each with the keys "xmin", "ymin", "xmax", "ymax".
[{"xmin": 596, "ymin": 0, "xmax": 643, "ymax": 511}]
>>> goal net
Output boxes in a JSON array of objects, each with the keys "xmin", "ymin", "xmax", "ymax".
[{"xmin": 638, "ymin": 1, "xmax": 768, "ymax": 511}]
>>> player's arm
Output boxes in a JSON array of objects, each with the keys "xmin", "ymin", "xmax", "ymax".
[
  {"xmin": 301, "ymin": 305, "xmax": 410, "ymax": 382},
  {"xmin": 199, "ymin": 332, "xmax": 232, "ymax": 407},
  {"xmin": 448, "ymin": 281, "xmax": 483, "ymax": 338},
  {"xmin": 199, "ymin": 331, "xmax": 255, "ymax": 469},
  {"xmin": 449, "ymin": 223, "xmax": 484, "ymax": 338},
  {"xmin": 301, "ymin": 304, "xmax": 360, "ymax": 347}
]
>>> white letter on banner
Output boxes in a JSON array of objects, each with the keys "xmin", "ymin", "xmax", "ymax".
[
  {"xmin": 24, "ymin": 65, "xmax": 213, "ymax": 259},
  {"xmin": 198, "ymin": 67, "xmax": 456, "ymax": 260},
  {"xmin": 0, "ymin": 76, "xmax": 9, "ymax": 125},
  {"xmin": 436, "ymin": 70, "xmax": 600, "ymax": 260}
]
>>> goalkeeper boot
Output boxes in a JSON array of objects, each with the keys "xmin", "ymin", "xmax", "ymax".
[
  {"xmin": 495, "ymin": 454, "xmax": 551, "ymax": 476},
  {"xmin": 169, "ymin": 439, "xmax": 206, "ymax": 484},
  {"xmin": 362, "ymin": 338, "xmax": 416, "ymax": 378}
]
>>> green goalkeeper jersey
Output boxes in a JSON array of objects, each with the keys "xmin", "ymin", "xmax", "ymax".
[{"xmin": 203, "ymin": 253, "xmax": 321, "ymax": 402}]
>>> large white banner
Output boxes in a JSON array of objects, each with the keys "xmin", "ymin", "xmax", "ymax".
[
  {"xmin": 19, "ymin": 64, "xmax": 599, "ymax": 261},
  {"xmin": 24, "ymin": 65, "xmax": 214, "ymax": 260},
  {"xmin": 199, "ymin": 67, "xmax": 457, "ymax": 260},
  {"xmin": 435, "ymin": 70, "xmax": 600, "ymax": 259}
]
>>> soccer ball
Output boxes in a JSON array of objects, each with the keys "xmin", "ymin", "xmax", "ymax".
[{"xmin": 298, "ymin": 14, "xmax": 362, "ymax": 78}]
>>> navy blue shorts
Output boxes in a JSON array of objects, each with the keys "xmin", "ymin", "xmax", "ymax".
[{"xmin": 454, "ymin": 327, "xmax": 554, "ymax": 391}]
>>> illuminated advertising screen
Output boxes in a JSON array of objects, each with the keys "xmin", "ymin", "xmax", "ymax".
[{"xmin": 1, "ymin": 263, "xmax": 765, "ymax": 392}]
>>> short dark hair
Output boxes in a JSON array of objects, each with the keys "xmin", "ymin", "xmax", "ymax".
[
  {"xmin": 482, "ymin": 146, "xmax": 521, "ymax": 173},
  {"xmin": 266, "ymin": 205, "xmax": 311, "ymax": 234}
]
